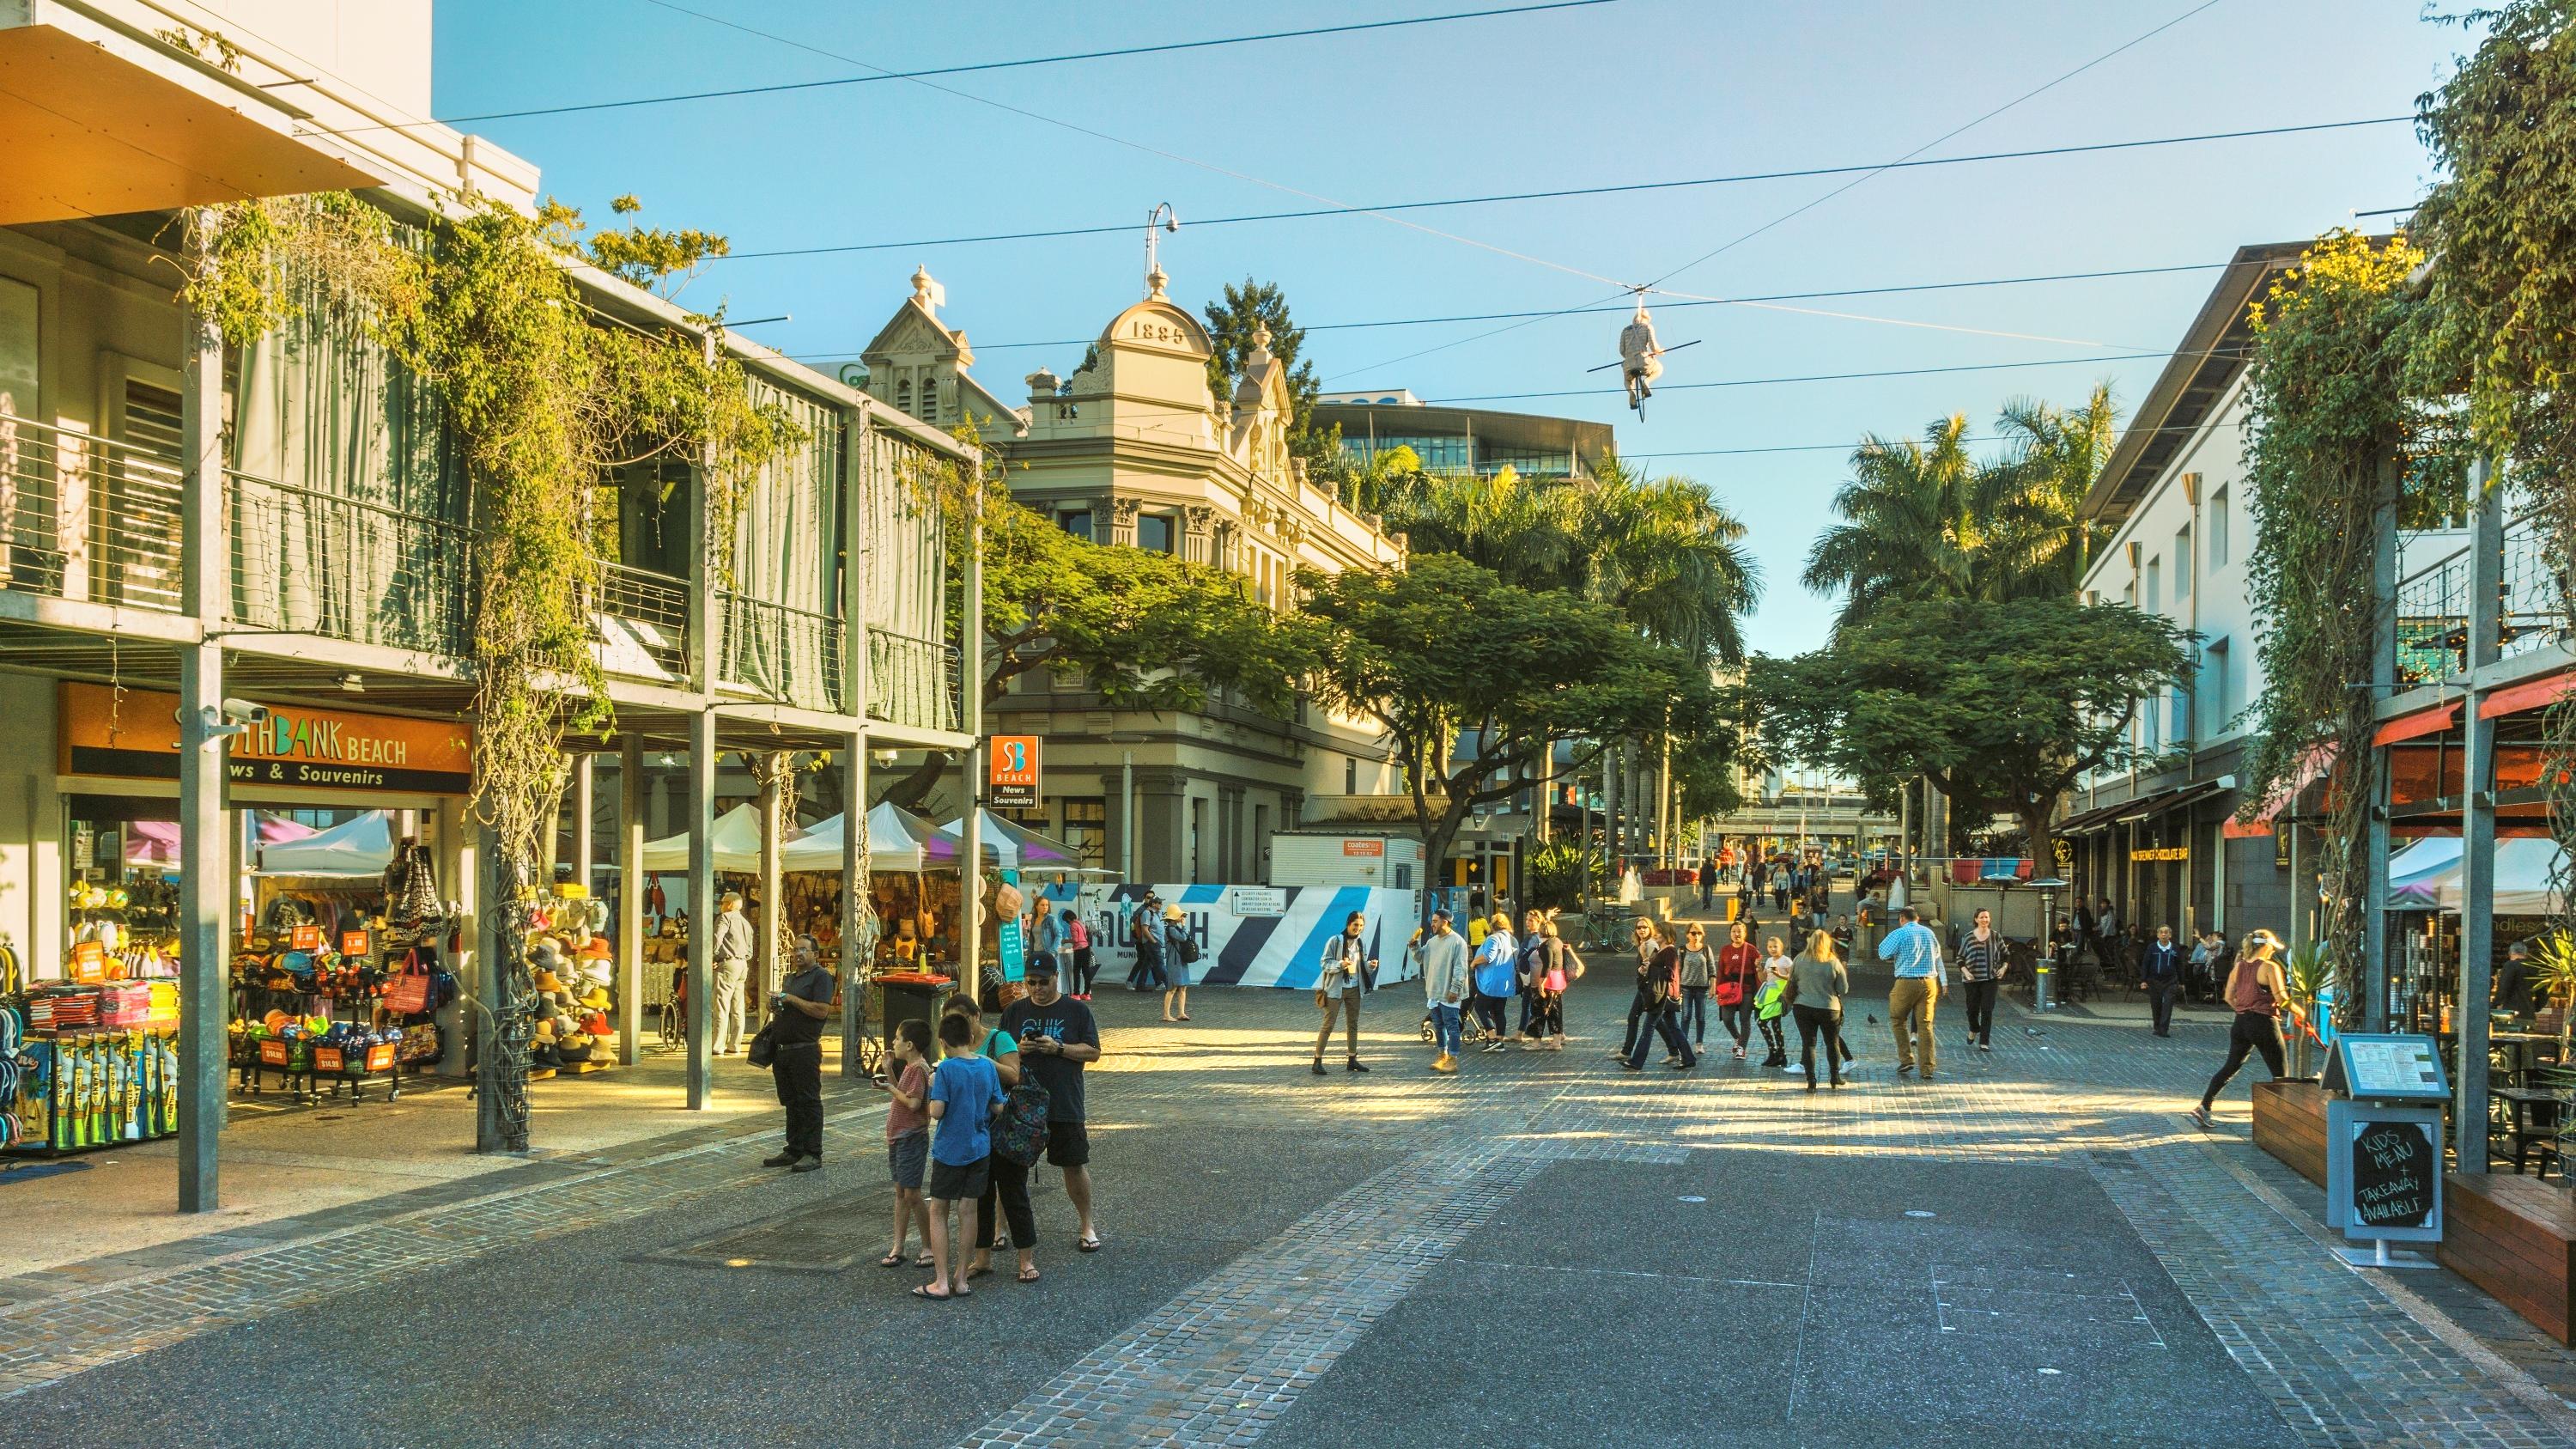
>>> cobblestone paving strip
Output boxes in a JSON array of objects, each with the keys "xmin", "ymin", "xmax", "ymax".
[
  {"xmin": 2089, "ymin": 1139, "xmax": 2576, "ymax": 1449},
  {"xmin": 955, "ymin": 1139, "xmax": 1584, "ymax": 1449},
  {"xmin": 0, "ymin": 1101, "xmax": 883, "ymax": 1399}
]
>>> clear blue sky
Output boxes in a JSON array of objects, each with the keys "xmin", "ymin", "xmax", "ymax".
[{"xmin": 434, "ymin": 0, "xmax": 2468, "ymax": 657}]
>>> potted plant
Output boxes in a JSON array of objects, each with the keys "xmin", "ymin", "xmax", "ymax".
[{"xmin": 2283, "ymin": 939, "xmax": 2338, "ymax": 1079}]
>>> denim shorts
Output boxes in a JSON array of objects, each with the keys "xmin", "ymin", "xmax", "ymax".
[{"xmin": 887, "ymin": 1129, "xmax": 928, "ymax": 1190}]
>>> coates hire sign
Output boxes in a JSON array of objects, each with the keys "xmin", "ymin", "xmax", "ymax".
[{"xmin": 58, "ymin": 684, "xmax": 473, "ymax": 796}]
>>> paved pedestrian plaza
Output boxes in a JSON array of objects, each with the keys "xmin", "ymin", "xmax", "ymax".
[{"xmin": 7, "ymin": 955, "xmax": 2576, "ymax": 1448}]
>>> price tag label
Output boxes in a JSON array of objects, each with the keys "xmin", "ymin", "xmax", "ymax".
[
  {"xmin": 258, "ymin": 1038, "xmax": 289, "ymax": 1066},
  {"xmin": 342, "ymin": 930, "xmax": 370, "ymax": 957},
  {"xmin": 71, "ymin": 940, "xmax": 106, "ymax": 984},
  {"xmin": 313, "ymin": 1046, "xmax": 344, "ymax": 1073},
  {"xmin": 366, "ymin": 1043, "xmax": 396, "ymax": 1071},
  {"xmin": 291, "ymin": 924, "xmax": 323, "ymax": 950}
]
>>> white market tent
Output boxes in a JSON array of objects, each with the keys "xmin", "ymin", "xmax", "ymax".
[
  {"xmin": 255, "ymin": 809, "xmax": 395, "ymax": 878},
  {"xmin": 797, "ymin": 801, "xmax": 963, "ymax": 874},
  {"xmin": 940, "ymin": 809, "xmax": 1103, "ymax": 874},
  {"xmin": 2387, "ymin": 837, "xmax": 2567, "ymax": 915},
  {"xmin": 638, "ymin": 802, "xmax": 768, "ymax": 873}
]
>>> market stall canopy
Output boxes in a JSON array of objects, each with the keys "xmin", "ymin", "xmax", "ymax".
[
  {"xmin": 816, "ymin": 801, "xmax": 965, "ymax": 874},
  {"xmin": 940, "ymin": 810, "xmax": 1104, "ymax": 874},
  {"xmin": 639, "ymin": 802, "xmax": 768, "ymax": 873},
  {"xmin": 255, "ymin": 810, "xmax": 394, "ymax": 878},
  {"xmin": 2386, "ymin": 837, "xmax": 2567, "ymax": 915}
]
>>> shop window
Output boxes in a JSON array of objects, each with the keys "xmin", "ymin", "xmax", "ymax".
[{"xmin": 1061, "ymin": 797, "xmax": 1107, "ymax": 869}]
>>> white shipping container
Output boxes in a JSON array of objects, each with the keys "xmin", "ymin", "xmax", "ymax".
[{"xmin": 1269, "ymin": 831, "xmax": 1425, "ymax": 925}]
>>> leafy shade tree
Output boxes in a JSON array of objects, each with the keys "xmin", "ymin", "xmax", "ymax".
[
  {"xmin": 1303, "ymin": 553, "xmax": 1722, "ymax": 907},
  {"xmin": 1202, "ymin": 278, "xmax": 1340, "ymax": 482},
  {"xmin": 1759, "ymin": 598, "xmax": 2189, "ymax": 868},
  {"xmin": 880, "ymin": 437, "xmax": 1315, "ymax": 804}
]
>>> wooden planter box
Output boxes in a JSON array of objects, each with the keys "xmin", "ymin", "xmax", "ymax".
[
  {"xmin": 2441, "ymin": 1172, "xmax": 2576, "ymax": 1345},
  {"xmin": 2251, "ymin": 1079, "xmax": 2328, "ymax": 1187}
]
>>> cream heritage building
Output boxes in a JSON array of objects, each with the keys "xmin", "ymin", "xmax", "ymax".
[{"xmin": 858, "ymin": 264, "xmax": 1406, "ymax": 884}]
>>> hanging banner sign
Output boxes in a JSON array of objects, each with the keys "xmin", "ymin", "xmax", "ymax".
[
  {"xmin": 58, "ymin": 684, "xmax": 473, "ymax": 795},
  {"xmin": 2130, "ymin": 845, "xmax": 2189, "ymax": 862},
  {"xmin": 989, "ymin": 735, "xmax": 1041, "ymax": 810}
]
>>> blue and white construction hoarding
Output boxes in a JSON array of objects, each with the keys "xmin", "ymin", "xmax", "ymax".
[{"xmin": 1037, "ymin": 883, "xmax": 1421, "ymax": 989}]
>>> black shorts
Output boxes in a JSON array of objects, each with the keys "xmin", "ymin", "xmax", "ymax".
[
  {"xmin": 928, "ymin": 1156, "xmax": 989, "ymax": 1201},
  {"xmin": 887, "ymin": 1131, "xmax": 928, "ymax": 1190},
  {"xmin": 1044, "ymin": 1121, "xmax": 1091, "ymax": 1168}
]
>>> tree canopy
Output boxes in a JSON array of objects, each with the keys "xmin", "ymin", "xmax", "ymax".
[
  {"xmin": 1201, "ymin": 278, "xmax": 1340, "ymax": 483},
  {"xmin": 1303, "ymin": 553, "xmax": 1716, "ymax": 902},
  {"xmin": 1758, "ymin": 597, "xmax": 2188, "ymax": 866}
]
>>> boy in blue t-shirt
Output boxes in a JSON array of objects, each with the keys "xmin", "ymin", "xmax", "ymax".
[{"xmin": 919, "ymin": 1012, "xmax": 1003, "ymax": 1300}]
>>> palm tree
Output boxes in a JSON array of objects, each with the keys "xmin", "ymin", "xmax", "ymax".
[
  {"xmin": 1575, "ymin": 451, "xmax": 1760, "ymax": 667},
  {"xmin": 1801, "ymin": 412, "xmax": 1990, "ymax": 632},
  {"xmin": 1378, "ymin": 465, "xmax": 1583, "ymax": 591},
  {"xmin": 1982, "ymin": 385, "xmax": 2117, "ymax": 600}
]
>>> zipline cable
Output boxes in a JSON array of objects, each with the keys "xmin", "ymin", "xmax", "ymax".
[{"xmin": 720, "ymin": 119, "xmax": 2407, "ymax": 264}]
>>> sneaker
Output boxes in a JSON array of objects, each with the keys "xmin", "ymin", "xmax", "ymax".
[
  {"xmin": 1781, "ymin": 1064, "xmax": 1803, "ymax": 1075},
  {"xmin": 1733, "ymin": 1046, "xmax": 1747, "ymax": 1060},
  {"xmin": 1432, "ymin": 1053, "xmax": 1459, "ymax": 1074},
  {"xmin": 762, "ymin": 1151, "xmax": 801, "ymax": 1167},
  {"xmin": 1346, "ymin": 1059, "xmax": 1371, "ymax": 1074},
  {"xmin": 1978, "ymin": 1042, "xmax": 1992, "ymax": 1053},
  {"xmin": 1619, "ymin": 1060, "xmax": 1644, "ymax": 1072},
  {"xmin": 790, "ymin": 1158, "xmax": 822, "ymax": 1173},
  {"xmin": 1897, "ymin": 1063, "xmax": 1916, "ymax": 1076},
  {"xmin": 2188, "ymin": 1105, "xmax": 2213, "ymax": 1129},
  {"xmin": 1483, "ymin": 1041, "xmax": 1508, "ymax": 1054}
]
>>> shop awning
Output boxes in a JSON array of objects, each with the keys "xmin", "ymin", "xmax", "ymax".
[
  {"xmin": 2386, "ymin": 836, "xmax": 2567, "ymax": 914},
  {"xmin": 0, "ymin": 19, "xmax": 380, "ymax": 224},
  {"xmin": 940, "ymin": 810, "xmax": 1105, "ymax": 875},
  {"xmin": 2111, "ymin": 778, "xmax": 2230, "ymax": 825},
  {"xmin": 2053, "ymin": 801, "xmax": 2126, "ymax": 836},
  {"xmin": 255, "ymin": 810, "xmax": 393, "ymax": 877},
  {"xmin": 2479, "ymin": 668, "xmax": 2576, "ymax": 721},
  {"xmin": 2372, "ymin": 701, "xmax": 2459, "ymax": 747}
]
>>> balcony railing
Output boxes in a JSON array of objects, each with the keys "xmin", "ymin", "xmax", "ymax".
[
  {"xmin": 0, "ymin": 413, "xmax": 187, "ymax": 612},
  {"xmin": 867, "ymin": 625, "xmax": 963, "ymax": 734},
  {"xmin": 591, "ymin": 562, "xmax": 688, "ymax": 682},
  {"xmin": 2391, "ymin": 510, "xmax": 2562, "ymax": 686},
  {"xmin": 718, "ymin": 589, "xmax": 845, "ymax": 712},
  {"xmin": 228, "ymin": 471, "xmax": 475, "ymax": 654}
]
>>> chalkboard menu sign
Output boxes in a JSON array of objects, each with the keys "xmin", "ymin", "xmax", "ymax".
[
  {"xmin": 2324, "ymin": 1099, "xmax": 2445, "ymax": 1245},
  {"xmin": 2348, "ymin": 1119, "xmax": 2437, "ymax": 1229}
]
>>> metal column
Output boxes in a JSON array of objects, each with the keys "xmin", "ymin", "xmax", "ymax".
[
  {"xmin": 686, "ymin": 707, "xmax": 717, "ymax": 1109},
  {"xmin": 2457, "ymin": 456, "xmax": 2503, "ymax": 1173},
  {"xmin": 757, "ymin": 754, "xmax": 783, "ymax": 1013},
  {"xmin": 569, "ymin": 752, "xmax": 593, "ymax": 897},
  {"xmin": 840, "ymin": 733, "xmax": 869, "ymax": 1077},
  {"xmin": 617, "ymin": 738, "xmax": 644, "ymax": 1066},
  {"xmin": 959, "ymin": 481, "xmax": 985, "ymax": 995},
  {"xmin": 175, "ymin": 282, "xmax": 227, "ymax": 1214},
  {"xmin": 2363, "ymin": 456, "xmax": 2400, "ymax": 1032}
]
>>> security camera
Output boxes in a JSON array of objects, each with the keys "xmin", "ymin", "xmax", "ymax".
[{"xmin": 221, "ymin": 698, "xmax": 270, "ymax": 725}]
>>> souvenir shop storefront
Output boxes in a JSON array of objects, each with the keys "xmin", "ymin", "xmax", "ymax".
[{"xmin": 3, "ymin": 683, "xmax": 497, "ymax": 1158}]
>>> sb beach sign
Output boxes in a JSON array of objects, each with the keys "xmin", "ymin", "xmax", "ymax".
[{"xmin": 58, "ymin": 684, "xmax": 472, "ymax": 795}]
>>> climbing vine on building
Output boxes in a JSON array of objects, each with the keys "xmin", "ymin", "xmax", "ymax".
[
  {"xmin": 2239, "ymin": 229, "xmax": 2429, "ymax": 1001},
  {"xmin": 185, "ymin": 189, "xmax": 796, "ymax": 1148},
  {"xmin": 2411, "ymin": 0, "xmax": 2576, "ymax": 947}
]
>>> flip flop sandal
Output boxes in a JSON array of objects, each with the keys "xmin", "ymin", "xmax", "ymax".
[
  {"xmin": 954, "ymin": 1282, "xmax": 975, "ymax": 1297},
  {"xmin": 914, "ymin": 1252, "xmax": 936, "ymax": 1267},
  {"xmin": 1077, "ymin": 1234, "xmax": 1103, "ymax": 1253},
  {"xmin": 910, "ymin": 1285, "xmax": 953, "ymax": 1301},
  {"xmin": 1018, "ymin": 1267, "xmax": 1042, "ymax": 1283},
  {"xmin": 965, "ymin": 1264, "xmax": 993, "ymax": 1281},
  {"xmin": 879, "ymin": 1253, "xmax": 908, "ymax": 1268}
]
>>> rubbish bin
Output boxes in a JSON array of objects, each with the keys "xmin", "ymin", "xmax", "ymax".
[
  {"xmin": 2032, "ymin": 964, "xmax": 2055, "ymax": 1013},
  {"xmin": 872, "ymin": 973, "xmax": 952, "ymax": 1050}
]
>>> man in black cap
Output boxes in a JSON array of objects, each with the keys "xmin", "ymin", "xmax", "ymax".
[{"xmin": 1002, "ymin": 955, "xmax": 1105, "ymax": 1256}]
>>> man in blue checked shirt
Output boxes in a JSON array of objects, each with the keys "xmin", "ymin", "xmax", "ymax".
[{"xmin": 1877, "ymin": 906, "xmax": 1944, "ymax": 1080}]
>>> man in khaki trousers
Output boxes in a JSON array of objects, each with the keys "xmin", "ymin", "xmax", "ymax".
[{"xmin": 1877, "ymin": 906, "xmax": 1943, "ymax": 1080}]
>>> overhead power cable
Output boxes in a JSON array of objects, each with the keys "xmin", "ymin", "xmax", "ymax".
[
  {"xmin": 1628, "ymin": 414, "xmax": 2245, "ymax": 463},
  {"xmin": 1413, "ymin": 348, "xmax": 2233, "ymax": 405},
  {"xmin": 312, "ymin": 0, "xmax": 1617, "ymax": 135},
  {"xmin": 780, "ymin": 260, "xmax": 2239, "ymax": 361},
  {"xmin": 720, "ymin": 118, "xmax": 2405, "ymax": 264},
  {"xmin": 1329, "ymin": 0, "xmax": 2233, "ymax": 382}
]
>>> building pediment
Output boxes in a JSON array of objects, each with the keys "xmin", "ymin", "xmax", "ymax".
[
  {"xmin": 860, "ymin": 298, "xmax": 967, "ymax": 366},
  {"xmin": 1099, "ymin": 297, "xmax": 1210, "ymax": 359}
]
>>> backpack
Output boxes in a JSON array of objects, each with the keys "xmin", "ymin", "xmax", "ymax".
[
  {"xmin": 1176, "ymin": 933, "xmax": 1201, "ymax": 965},
  {"xmin": 993, "ymin": 1080, "xmax": 1052, "ymax": 1165}
]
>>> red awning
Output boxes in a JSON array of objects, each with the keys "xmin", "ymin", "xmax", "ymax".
[
  {"xmin": 2372, "ymin": 702, "xmax": 2458, "ymax": 747},
  {"xmin": 2220, "ymin": 818, "xmax": 2272, "ymax": 839},
  {"xmin": 2479, "ymin": 668, "xmax": 2576, "ymax": 721}
]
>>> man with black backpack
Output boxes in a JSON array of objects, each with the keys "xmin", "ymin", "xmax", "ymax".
[{"xmin": 1002, "ymin": 958, "xmax": 1105, "ymax": 1269}]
